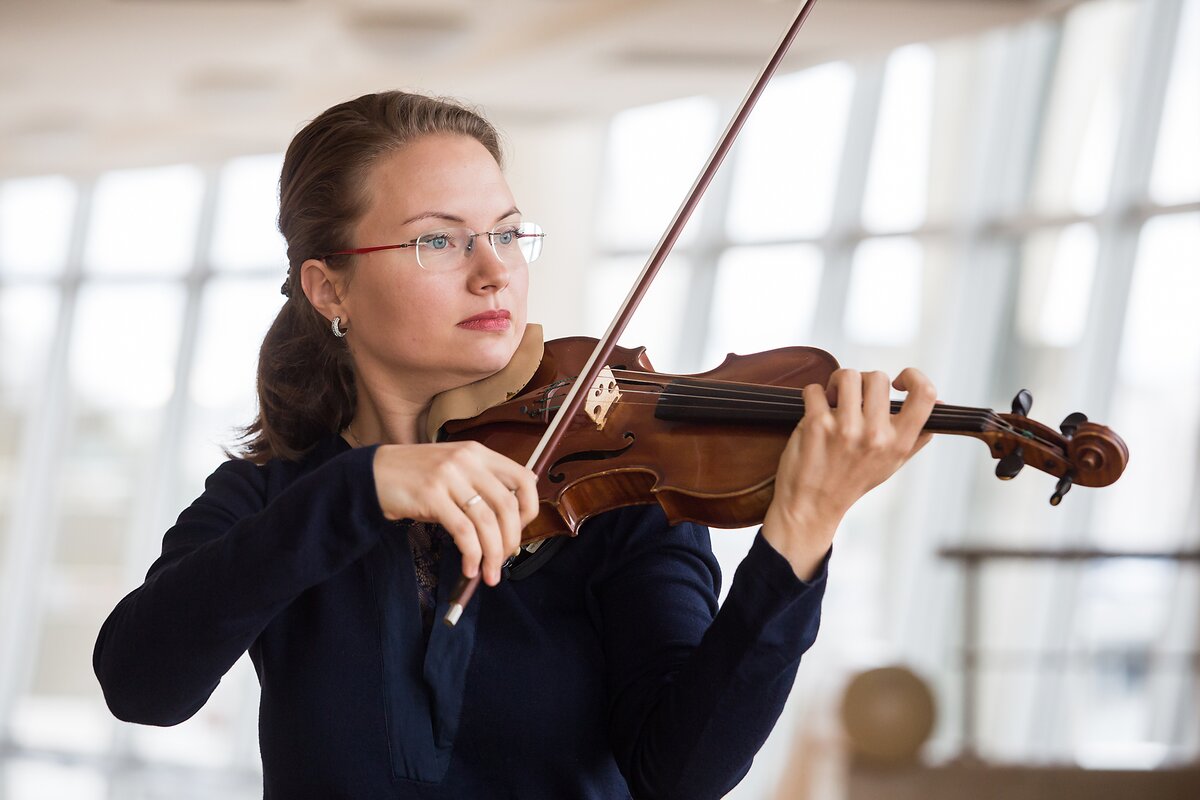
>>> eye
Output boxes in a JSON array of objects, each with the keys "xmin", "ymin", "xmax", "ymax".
[
  {"xmin": 493, "ymin": 226, "xmax": 520, "ymax": 247},
  {"xmin": 420, "ymin": 232, "xmax": 453, "ymax": 251}
]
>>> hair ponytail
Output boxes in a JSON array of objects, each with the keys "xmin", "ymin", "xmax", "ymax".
[{"xmin": 237, "ymin": 292, "xmax": 356, "ymax": 463}]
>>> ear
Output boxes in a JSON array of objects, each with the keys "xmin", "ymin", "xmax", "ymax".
[{"xmin": 300, "ymin": 258, "xmax": 350, "ymax": 323}]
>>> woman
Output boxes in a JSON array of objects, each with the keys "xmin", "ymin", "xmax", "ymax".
[{"xmin": 94, "ymin": 91, "xmax": 935, "ymax": 798}]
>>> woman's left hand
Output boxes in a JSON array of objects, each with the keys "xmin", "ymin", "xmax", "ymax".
[{"xmin": 762, "ymin": 367, "xmax": 937, "ymax": 580}]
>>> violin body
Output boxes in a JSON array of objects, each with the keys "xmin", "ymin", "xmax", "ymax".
[{"xmin": 443, "ymin": 336, "xmax": 841, "ymax": 542}]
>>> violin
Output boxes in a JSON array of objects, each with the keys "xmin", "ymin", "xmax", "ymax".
[
  {"xmin": 444, "ymin": 337, "xmax": 1129, "ymax": 543},
  {"xmin": 441, "ymin": 0, "xmax": 1129, "ymax": 623}
]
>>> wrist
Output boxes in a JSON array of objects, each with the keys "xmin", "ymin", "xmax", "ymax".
[{"xmin": 761, "ymin": 503, "xmax": 840, "ymax": 582}]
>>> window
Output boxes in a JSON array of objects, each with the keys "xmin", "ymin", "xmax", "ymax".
[
  {"xmin": 1031, "ymin": 0, "xmax": 1136, "ymax": 215},
  {"xmin": 1149, "ymin": 0, "xmax": 1200, "ymax": 205},
  {"xmin": 1094, "ymin": 212, "xmax": 1200, "ymax": 550},
  {"xmin": 1016, "ymin": 223, "xmax": 1098, "ymax": 347},
  {"xmin": 0, "ymin": 176, "xmax": 75, "ymax": 277},
  {"xmin": 726, "ymin": 63, "xmax": 854, "ymax": 241},
  {"xmin": 84, "ymin": 166, "xmax": 204, "ymax": 276},
  {"xmin": 862, "ymin": 45, "xmax": 935, "ymax": 232}
]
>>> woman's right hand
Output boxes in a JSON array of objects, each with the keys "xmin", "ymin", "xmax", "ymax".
[{"xmin": 371, "ymin": 441, "xmax": 540, "ymax": 586}]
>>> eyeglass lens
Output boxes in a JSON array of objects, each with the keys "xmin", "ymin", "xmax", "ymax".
[{"xmin": 415, "ymin": 222, "xmax": 543, "ymax": 270}]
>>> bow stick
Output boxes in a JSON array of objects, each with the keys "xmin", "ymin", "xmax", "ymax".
[{"xmin": 445, "ymin": 0, "xmax": 824, "ymax": 627}]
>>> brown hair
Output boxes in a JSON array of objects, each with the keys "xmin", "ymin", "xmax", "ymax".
[{"xmin": 236, "ymin": 91, "xmax": 504, "ymax": 463}]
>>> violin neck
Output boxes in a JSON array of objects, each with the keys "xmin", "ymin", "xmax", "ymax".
[{"xmin": 654, "ymin": 377, "xmax": 1000, "ymax": 436}]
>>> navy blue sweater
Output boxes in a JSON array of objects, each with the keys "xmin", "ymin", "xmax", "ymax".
[{"xmin": 94, "ymin": 434, "xmax": 829, "ymax": 799}]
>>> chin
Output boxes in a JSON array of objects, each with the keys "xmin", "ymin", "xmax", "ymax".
[{"xmin": 467, "ymin": 332, "xmax": 522, "ymax": 374}]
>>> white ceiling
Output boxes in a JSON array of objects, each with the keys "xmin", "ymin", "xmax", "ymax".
[{"xmin": 0, "ymin": 0, "xmax": 1074, "ymax": 178}]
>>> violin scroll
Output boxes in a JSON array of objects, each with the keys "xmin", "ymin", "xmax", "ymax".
[{"xmin": 983, "ymin": 392, "xmax": 1128, "ymax": 504}]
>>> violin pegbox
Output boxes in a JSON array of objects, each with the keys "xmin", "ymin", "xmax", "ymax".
[{"xmin": 985, "ymin": 392, "xmax": 1128, "ymax": 505}]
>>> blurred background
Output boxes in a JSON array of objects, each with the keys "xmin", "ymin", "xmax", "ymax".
[{"xmin": 1, "ymin": 0, "xmax": 1197, "ymax": 797}]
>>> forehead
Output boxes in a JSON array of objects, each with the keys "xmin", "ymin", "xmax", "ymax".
[{"xmin": 360, "ymin": 134, "xmax": 513, "ymax": 231}]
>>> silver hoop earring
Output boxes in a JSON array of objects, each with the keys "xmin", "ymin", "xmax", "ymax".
[{"xmin": 331, "ymin": 316, "xmax": 347, "ymax": 338}]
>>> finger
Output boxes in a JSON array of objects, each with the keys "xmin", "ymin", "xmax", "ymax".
[
  {"xmin": 438, "ymin": 497, "xmax": 482, "ymax": 580},
  {"xmin": 475, "ymin": 473, "xmax": 523, "ymax": 565},
  {"xmin": 892, "ymin": 368, "xmax": 937, "ymax": 445},
  {"xmin": 828, "ymin": 369, "xmax": 863, "ymax": 437},
  {"xmin": 801, "ymin": 382, "xmax": 832, "ymax": 428},
  {"xmin": 457, "ymin": 441, "xmax": 529, "ymax": 555},
  {"xmin": 510, "ymin": 468, "xmax": 540, "ymax": 528},
  {"xmin": 460, "ymin": 489, "xmax": 505, "ymax": 586},
  {"xmin": 861, "ymin": 370, "xmax": 892, "ymax": 428},
  {"xmin": 830, "ymin": 367, "xmax": 859, "ymax": 410},
  {"xmin": 487, "ymin": 457, "xmax": 540, "ymax": 528}
]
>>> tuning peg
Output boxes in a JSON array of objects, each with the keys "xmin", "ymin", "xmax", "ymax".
[
  {"xmin": 1010, "ymin": 389, "xmax": 1033, "ymax": 417},
  {"xmin": 1049, "ymin": 474, "xmax": 1073, "ymax": 506},
  {"xmin": 995, "ymin": 446, "xmax": 1025, "ymax": 480},
  {"xmin": 1060, "ymin": 412, "xmax": 1088, "ymax": 439}
]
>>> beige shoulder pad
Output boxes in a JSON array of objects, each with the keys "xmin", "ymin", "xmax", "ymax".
[{"xmin": 425, "ymin": 323, "xmax": 544, "ymax": 442}]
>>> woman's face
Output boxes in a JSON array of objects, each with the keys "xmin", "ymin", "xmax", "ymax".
[{"xmin": 341, "ymin": 134, "xmax": 529, "ymax": 396}]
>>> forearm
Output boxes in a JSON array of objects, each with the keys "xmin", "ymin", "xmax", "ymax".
[{"xmin": 612, "ymin": 531, "xmax": 829, "ymax": 800}]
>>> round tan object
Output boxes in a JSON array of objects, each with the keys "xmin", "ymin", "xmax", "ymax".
[{"xmin": 840, "ymin": 665, "xmax": 936, "ymax": 765}]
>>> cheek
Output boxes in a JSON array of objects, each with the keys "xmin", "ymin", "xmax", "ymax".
[
  {"xmin": 351, "ymin": 273, "xmax": 427, "ymax": 340},
  {"xmin": 375, "ymin": 265, "xmax": 444, "ymax": 308},
  {"xmin": 509, "ymin": 267, "xmax": 530, "ymax": 319}
]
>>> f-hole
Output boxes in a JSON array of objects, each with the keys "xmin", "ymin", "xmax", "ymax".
[{"xmin": 548, "ymin": 432, "xmax": 636, "ymax": 483}]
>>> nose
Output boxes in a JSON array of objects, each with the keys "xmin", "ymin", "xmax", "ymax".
[{"xmin": 466, "ymin": 233, "xmax": 510, "ymax": 294}]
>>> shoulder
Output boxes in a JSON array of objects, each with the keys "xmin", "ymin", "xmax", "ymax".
[
  {"xmin": 164, "ymin": 434, "xmax": 352, "ymax": 552},
  {"xmin": 205, "ymin": 434, "xmax": 347, "ymax": 499},
  {"xmin": 230, "ymin": 433, "xmax": 353, "ymax": 490}
]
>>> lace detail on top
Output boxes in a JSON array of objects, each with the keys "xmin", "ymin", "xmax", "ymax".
[{"xmin": 407, "ymin": 522, "xmax": 443, "ymax": 639}]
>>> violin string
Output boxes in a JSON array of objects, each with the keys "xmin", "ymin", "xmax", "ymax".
[
  {"xmin": 540, "ymin": 387, "xmax": 1015, "ymax": 436},
  {"xmin": 606, "ymin": 368, "xmax": 1001, "ymax": 415},
  {"xmin": 573, "ymin": 381, "xmax": 996, "ymax": 424},
  {"xmin": 542, "ymin": 389, "xmax": 1059, "ymax": 450},
  {"xmin": 537, "ymin": 364, "xmax": 1061, "ymax": 448},
  {"xmin": 598, "ymin": 368, "xmax": 1057, "ymax": 446},
  {"xmin": 568, "ymin": 369, "xmax": 1002, "ymax": 425},
  {"xmin": 534, "ymin": 378, "xmax": 1058, "ymax": 449},
  {"xmin": 603, "ymin": 386, "xmax": 993, "ymax": 420},
  {"xmin": 607, "ymin": 369, "xmax": 1022, "ymax": 416}
]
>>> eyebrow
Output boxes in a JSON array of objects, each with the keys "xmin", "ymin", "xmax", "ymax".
[{"xmin": 402, "ymin": 207, "xmax": 521, "ymax": 227}]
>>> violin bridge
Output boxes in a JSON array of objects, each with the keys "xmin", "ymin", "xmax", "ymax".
[{"xmin": 584, "ymin": 366, "xmax": 621, "ymax": 429}]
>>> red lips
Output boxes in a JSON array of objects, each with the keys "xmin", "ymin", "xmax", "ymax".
[{"xmin": 458, "ymin": 309, "xmax": 511, "ymax": 325}]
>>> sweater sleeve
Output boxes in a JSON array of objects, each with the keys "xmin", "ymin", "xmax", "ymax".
[
  {"xmin": 591, "ymin": 507, "xmax": 829, "ymax": 800},
  {"xmin": 93, "ymin": 445, "xmax": 387, "ymax": 726}
]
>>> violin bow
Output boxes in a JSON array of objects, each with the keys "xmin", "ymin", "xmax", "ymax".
[{"xmin": 445, "ymin": 0, "xmax": 824, "ymax": 626}]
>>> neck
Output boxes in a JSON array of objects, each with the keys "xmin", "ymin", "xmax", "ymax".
[{"xmin": 347, "ymin": 376, "xmax": 435, "ymax": 446}]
